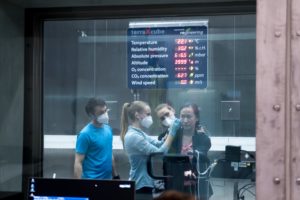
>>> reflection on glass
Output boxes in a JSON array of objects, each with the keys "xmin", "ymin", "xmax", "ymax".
[{"xmin": 43, "ymin": 15, "xmax": 256, "ymax": 200}]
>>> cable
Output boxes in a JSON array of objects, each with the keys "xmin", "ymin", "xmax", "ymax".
[
  {"xmin": 194, "ymin": 150, "xmax": 218, "ymax": 176},
  {"xmin": 237, "ymin": 183, "xmax": 255, "ymax": 200},
  {"xmin": 241, "ymin": 188, "xmax": 255, "ymax": 197},
  {"xmin": 237, "ymin": 183, "xmax": 254, "ymax": 194},
  {"xmin": 194, "ymin": 150, "xmax": 218, "ymax": 200},
  {"xmin": 195, "ymin": 150, "xmax": 200, "ymax": 199},
  {"xmin": 240, "ymin": 184, "xmax": 255, "ymax": 197}
]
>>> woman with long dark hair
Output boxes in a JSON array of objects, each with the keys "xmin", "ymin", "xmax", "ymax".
[{"xmin": 179, "ymin": 103, "xmax": 213, "ymax": 200}]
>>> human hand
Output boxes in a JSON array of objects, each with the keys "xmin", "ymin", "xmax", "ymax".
[
  {"xmin": 169, "ymin": 118, "xmax": 181, "ymax": 137},
  {"xmin": 184, "ymin": 170, "xmax": 196, "ymax": 179}
]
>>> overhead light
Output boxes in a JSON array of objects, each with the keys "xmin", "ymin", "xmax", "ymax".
[{"xmin": 129, "ymin": 20, "xmax": 208, "ymax": 28}]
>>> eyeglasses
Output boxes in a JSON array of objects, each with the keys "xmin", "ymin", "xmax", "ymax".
[{"xmin": 159, "ymin": 112, "xmax": 170, "ymax": 121}]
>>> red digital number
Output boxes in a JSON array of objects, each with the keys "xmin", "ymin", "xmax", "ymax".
[
  {"xmin": 175, "ymin": 39, "xmax": 188, "ymax": 45},
  {"xmin": 180, "ymin": 80, "xmax": 187, "ymax": 85},
  {"xmin": 174, "ymin": 53, "xmax": 187, "ymax": 58},
  {"xmin": 179, "ymin": 53, "xmax": 187, "ymax": 58},
  {"xmin": 176, "ymin": 73, "xmax": 188, "ymax": 78},
  {"xmin": 177, "ymin": 45, "xmax": 187, "ymax": 51},
  {"xmin": 175, "ymin": 59, "xmax": 187, "ymax": 65},
  {"xmin": 175, "ymin": 66, "xmax": 187, "ymax": 71}
]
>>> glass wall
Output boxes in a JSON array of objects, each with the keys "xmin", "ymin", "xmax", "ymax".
[
  {"xmin": 43, "ymin": 15, "xmax": 256, "ymax": 200},
  {"xmin": 0, "ymin": 1, "xmax": 24, "ymax": 196}
]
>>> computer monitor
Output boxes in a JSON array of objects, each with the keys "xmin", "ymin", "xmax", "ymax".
[
  {"xmin": 27, "ymin": 178, "xmax": 135, "ymax": 200},
  {"xmin": 163, "ymin": 154, "xmax": 191, "ymax": 192},
  {"xmin": 225, "ymin": 145, "xmax": 241, "ymax": 162}
]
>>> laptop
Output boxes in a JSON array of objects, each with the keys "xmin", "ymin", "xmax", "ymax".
[{"xmin": 27, "ymin": 178, "xmax": 135, "ymax": 200}]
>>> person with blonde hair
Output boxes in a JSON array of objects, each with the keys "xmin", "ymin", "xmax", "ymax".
[{"xmin": 120, "ymin": 101, "xmax": 181, "ymax": 198}]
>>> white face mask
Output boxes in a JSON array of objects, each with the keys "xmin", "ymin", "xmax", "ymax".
[
  {"xmin": 140, "ymin": 116, "xmax": 153, "ymax": 129},
  {"xmin": 96, "ymin": 112, "xmax": 109, "ymax": 124},
  {"xmin": 162, "ymin": 115, "xmax": 176, "ymax": 127}
]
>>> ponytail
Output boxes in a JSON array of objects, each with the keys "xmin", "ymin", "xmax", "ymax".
[
  {"xmin": 120, "ymin": 101, "xmax": 149, "ymax": 146},
  {"xmin": 120, "ymin": 102, "xmax": 130, "ymax": 145}
]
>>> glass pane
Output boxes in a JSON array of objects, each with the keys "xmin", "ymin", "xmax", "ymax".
[
  {"xmin": 43, "ymin": 14, "xmax": 256, "ymax": 200},
  {"xmin": 0, "ymin": 1, "xmax": 24, "ymax": 195}
]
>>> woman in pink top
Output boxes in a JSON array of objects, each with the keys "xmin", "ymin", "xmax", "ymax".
[{"xmin": 179, "ymin": 103, "xmax": 212, "ymax": 200}]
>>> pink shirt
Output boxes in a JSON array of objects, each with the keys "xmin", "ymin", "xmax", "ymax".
[{"xmin": 181, "ymin": 142, "xmax": 193, "ymax": 156}]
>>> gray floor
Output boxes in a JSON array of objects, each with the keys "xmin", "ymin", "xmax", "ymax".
[{"xmin": 210, "ymin": 178, "xmax": 255, "ymax": 200}]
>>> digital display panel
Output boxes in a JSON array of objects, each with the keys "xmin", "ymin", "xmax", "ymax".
[
  {"xmin": 127, "ymin": 20, "xmax": 208, "ymax": 89},
  {"xmin": 27, "ymin": 178, "xmax": 135, "ymax": 200},
  {"xmin": 32, "ymin": 196, "xmax": 88, "ymax": 200}
]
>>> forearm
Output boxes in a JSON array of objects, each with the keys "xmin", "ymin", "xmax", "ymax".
[
  {"xmin": 112, "ymin": 155, "xmax": 118, "ymax": 177},
  {"xmin": 74, "ymin": 162, "xmax": 82, "ymax": 179},
  {"xmin": 164, "ymin": 134, "xmax": 175, "ymax": 148},
  {"xmin": 158, "ymin": 125, "xmax": 179, "ymax": 152},
  {"xmin": 159, "ymin": 134, "xmax": 174, "ymax": 152}
]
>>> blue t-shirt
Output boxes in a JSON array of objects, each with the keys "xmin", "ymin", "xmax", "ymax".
[{"xmin": 75, "ymin": 123, "xmax": 113, "ymax": 179}]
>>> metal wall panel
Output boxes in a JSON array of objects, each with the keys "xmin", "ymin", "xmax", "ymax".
[
  {"xmin": 291, "ymin": 0, "xmax": 300, "ymax": 199},
  {"xmin": 256, "ymin": 0, "xmax": 287, "ymax": 200}
]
